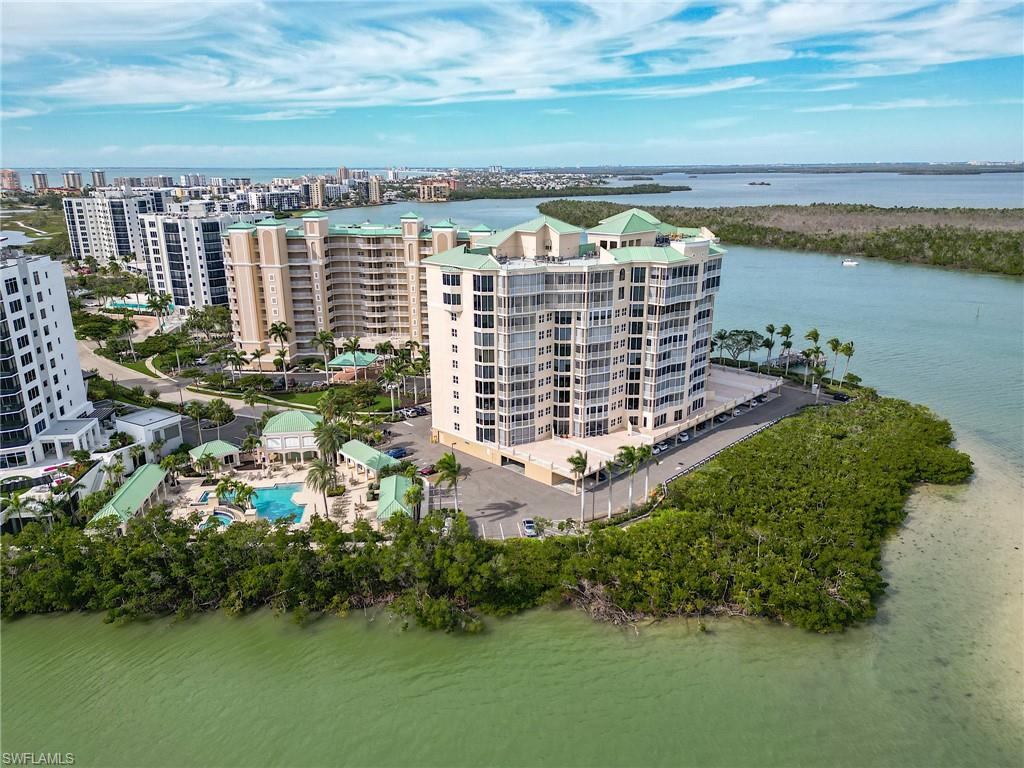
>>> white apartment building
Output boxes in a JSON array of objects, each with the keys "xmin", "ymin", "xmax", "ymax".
[
  {"xmin": 90, "ymin": 170, "xmax": 107, "ymax": 187},
  {"xmin": 63, "ymin": 188, "xmax": 172, "ymax": 266},
  {"xmin": 423, "ymin": 208, "xmax": 732, "ymax": 486},
  {"xmin": 140, "ymin": 211, "xmax": 266, "ymax": 310},
  {"xmin": 246, "ymin": 190, "xmax": 303, "ymax": 211},
  {"xmin": 0, "ymin": 250, "xmax": 102, "ymax": 469},
  {"xmin": 62, "ymin": 171, "xmax": 83, "ymax": 189}
]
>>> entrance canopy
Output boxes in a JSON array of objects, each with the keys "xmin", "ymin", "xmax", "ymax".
[{"xmin": 328, "ymin": 352, "xmax": 379, "ymax": 369}]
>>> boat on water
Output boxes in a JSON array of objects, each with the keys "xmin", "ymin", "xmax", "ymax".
[{"xmin": 842, "ymin": 258, "xmax": 859, "ymax": 267}]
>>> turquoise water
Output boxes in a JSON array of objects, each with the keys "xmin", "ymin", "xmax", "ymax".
[
  {"xmin": 252, "ymin": 483, "xmax": 305, "ymax": 523},
  {"xmin": 200, "ymin": 512, "xmax": 234, "ymax": 529}
]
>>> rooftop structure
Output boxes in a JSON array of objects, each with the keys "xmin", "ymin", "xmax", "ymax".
[{"xmin": 89, "ymin": 464, "xmax": 168, "ymax": 528}]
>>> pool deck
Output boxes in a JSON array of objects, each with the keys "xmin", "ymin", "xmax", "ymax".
[{"xmin": 167, "ymin": 465, "xmax": 378, "ymax": 531}]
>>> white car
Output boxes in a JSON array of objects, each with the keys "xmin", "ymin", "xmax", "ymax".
[
  {"xmin": 677, "ymin": 433, "xmax": 690, "ymax": 443},
  {"xmin": 733, "ymin": 409, "xmax": 742, "ymax": 417}
]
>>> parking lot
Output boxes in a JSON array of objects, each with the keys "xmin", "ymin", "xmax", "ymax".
[{"xmin": 386, "ymin": 383, "xmax": 817, "ymax": 538}]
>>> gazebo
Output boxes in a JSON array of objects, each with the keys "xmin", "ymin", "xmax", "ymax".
[
  {"xmin": 376, "ymin": 474, "xmax": 414, "ymax": 521},
  {"xmin": 339, "ymin": 439, "xmax": 398, "ymax": 479},
  {"xmin": 189, "ymin": 440, "xmax": 241, "ymax": 468},
  {"xmin": 261, "ymin": 410, "xmax": 323, "ymax": 464}
]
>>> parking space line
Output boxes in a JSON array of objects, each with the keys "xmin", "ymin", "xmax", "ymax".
[{"xmin": 498, "ymin": 522, "xmax": 506, "ymax": 540}]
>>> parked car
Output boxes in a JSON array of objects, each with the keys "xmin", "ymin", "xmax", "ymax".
[
  {"xmin": 385, "ymin": 447, "xmax": 408, "ymax": 459},
  {"xmin": 521, "ymin": 519, "xmax": 538, "ymax": 538},
  {"xmin": 732, "ymin": 408, "xmax": 742, "ymax": 417},
  {"xmin": 418, "ymin": 464, "xmax": 436, "ymax": 476},
  {"xmin": 194, "ymin": 357, "xmax": 208, "ymax": 365},
  {"xmin": 832, "ymin": 392, "xmax": 852, "ymax": 402},
  {"xmin": 400, "ymin": 408, "xmax": 418, "ymax": 418},
  {"xmin": 654, "ymin": 441, "xmax": 671, "ymax": 454},
  {"xmin": 677, "ymin": 433, "xmax": 690, "ymax": 443},
  {"xmin": 412, "ymin": 406, "xmax": 428, "ymax": 416},
  {"xmin": 755, "ymin": 395, "xmax": 768, "ymax": 404},
  {"xmin": 746, "ymin": 400, "xmax": 758, "ymax": 409},
  {"xmin": 696, "ymin": 422, "xmax": 708, "ymax": 431},
  {"xmin": 714, "ymin": 414, "xmax": 730, "ymax": 424}
]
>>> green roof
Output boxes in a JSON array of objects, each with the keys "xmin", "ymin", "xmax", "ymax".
[
  {"xmin": 422, "ymin": 245, "xmax": 500, "ymax": 270},
  {"xmin": 514, "ymin": 214, "xmax": 582, "ymax": 235},
  {"xmin": 611, "ymin": 245, "xmax": 691, "ymax": 264},
  {"xmin": 431, "ymin": 218, "xmax": 457, "ymax": 229},
  {"xmin": 377, "ymin": 474, "xmax": 414, "ymax": 520},
  {"xmin": 299, "ymin": 210, "xmax": 328, "ymax": 218},
  {"xmin": 328, "ymin": 351, "xmax": 379, "ymax": 368},
  {"xmin": 262, "ymin": 410, "xmax": 323, "ymax": 434},
  {"xmin": 709, "ymin": 243, "xmax": 726, "ymax": 256},
  {"xmin": 326, "ymin": 225, "xmax": 403, "ymax": 236},
  {"xmin": 255, "ymin": 218, "xmax": 288, "ymax": 227},
  {"xmin": 399, "ymin": 212, "xmax": 421, "ymax": 219},
  {"xmin": 89, "ymin": 464, "xmax": 166, "ymax": 526},
  {"xmin": 226, "ymin": 222, "xmax": 257, "ymax": 231},
  {"xmin": 656, "ymin": 222, "xmax": 701, "ymax": 237},
  {"xmin": 340, "ymin": 440, "xmax": 399, "ymax": 472},
  {"xmin": 189, "ymin": 440, "xmax": 240, "ymax": 461},
  {"xmin": 589, "ymin": 208, "xmax": 661, "ymax": 235},
  {"xmin": 469, "ymin": 224, "xmax": 492, "ymax": 232}
]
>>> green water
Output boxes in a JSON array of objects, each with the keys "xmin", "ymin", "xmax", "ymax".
[{"xmin": 2, "ymin": 245, "xmax": 1022, "ymax": 767}]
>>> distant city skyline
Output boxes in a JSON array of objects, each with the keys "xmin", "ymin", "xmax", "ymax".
[{"xmin": 2, "ymin": 1, "xmax": 1022, "ymax": 167}]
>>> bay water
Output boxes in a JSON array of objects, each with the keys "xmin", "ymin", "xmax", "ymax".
[{"xmin": 2, "ymin": 186, "xmax": 1022, "ymax": 767}]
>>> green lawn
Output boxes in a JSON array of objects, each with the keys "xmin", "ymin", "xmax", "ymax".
[
  {"xmin": 264, "ymin": 390, "xmax": 394, "ymax": 412},
  {"xmin": 118, "ymin": 359, "xmax": 160, "ymax": 378}
]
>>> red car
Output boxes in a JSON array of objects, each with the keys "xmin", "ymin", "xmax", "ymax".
[{"xmin": 418, "ymin": 464, "xmax": 437, "ymax": 476}]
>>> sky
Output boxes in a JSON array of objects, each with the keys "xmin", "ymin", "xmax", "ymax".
[{"xmin": 1, "ymin": 1, "xmax": 1022, "ymax": 168}]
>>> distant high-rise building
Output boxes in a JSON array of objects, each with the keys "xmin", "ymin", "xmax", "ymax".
[
  {"xmin": 90, "ymin": 170, "xmax": 107, "ymax": 187},
  {"xmin": 351, "ymin": 169, "xmax": 369, "ymax": 181},
  {"xmin": 62, "ymin": 171, "xmax": 83, "ymax": 189},
  {"xmin": 0, "ymin": 169, "xmax": 21, "ymax": 192},
  {"xmin": 62, "ymin": 188, "xmax": 171, "ymax": 265},
  {"xmin": 31, "ymin": 172, "xmax": 49, "ymax": 192},
  {"xmin": 488, "ymin": 165, "xmax": 504, "ymax": 173},
  {"xmin": 114, "ymin": 176, "xmax": 145, "ymax": 187},
  {"xmin": 310, "ymin": 178, "xmax": 327, "ymax": 208},
  {"xmin": 337, "ymin": 166, "xmax": 350, "ymax": 181},
  {"xmin": 368, "ymin": 175, "xmax": 382, "ymax": 204},
  {"xmin": 142, "ymin": 175, "xmax": 173, "ymax": 187},
  {"xmin": 178, "ymin": 172, "xmax": 207, "ymax": 187},
  {"xmin": 386, "ymin": 167, "xmax": 399, "ymax": 182}
]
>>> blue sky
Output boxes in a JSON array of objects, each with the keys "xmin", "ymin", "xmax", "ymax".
[{"xmin": 2, "ymin": 1, "xmax": 1022, "ymax": 167}]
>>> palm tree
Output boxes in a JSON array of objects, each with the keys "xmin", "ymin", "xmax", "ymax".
[
  {"xmin": 615, "ymin": 446, "xmax": 639, "ymax": 512},
  {"xmin": 206, "ymin": 399, "xmax": 233, "ymax": 440},
  {"xmin": 804, "ymin": 327, "xmax": 820, "ymax": 367},
  {"xmin": 224, "ymin": 349, "xmax": 248, "ymax": 382},
  {"xmin": 839, "ymin": 341, "xmax": 856, "ymax": 389},
  {"xmin": 268, "ymin": 322, "xmax": 292, "ymax": 390},
  {"xmin": 435, "ymin": 451, "xmax": 462, "ymax": 512},
  {"xmin": 241, "ymin": 434, "xmax": 261, "ymax": 457},
  {"xmin": 636, "ymin": 444, "xmax": 654, "ymax": 501},
  {"xmin": 306, "ymin": 458, "xmax": 337, "ymax": 518},
  {"xmin": 233, "ymin": 481, "xmax": 256, "ymax": 511},
  {"xmin": 780, "ymin": 337, "xmax": 794, "ymax": 374},
  {"xmin": 800, "ymin": 348, "xmax": 815, "ymax": 385},
  {"xmin": 242, "ymin": 387, "xmax": 260, "ymax": 414},
  {"xmin": 146, "ymin": 291, "xmax": 172, "ymax": 331},
  {"xmin": 375, "ymin": 340, "xmax": 395, "ymax": 364},
  {"xmin": 778, "ymin": 324, "xmax": 793, "ymax": 371},
  {"xmin": 760, "ymin": 336, "xmax": 775, "ymax": 373},
  {"xmin": 827, "ymin": 337, "xmax": 842, "ymax": 385},
  {"xmin": 403, "ymin": 483, "xmax": 423, "ymax": 521},
  {"xmin": 250, "ymin": 348, "xmax": 266, "ymax": 372},
  {"xmin": 712, "ymin": 329, "xmax": 730, "ymax": 363},
  {"xmin": 811, "ymin": 364, "xmax": 828, "ymax": 402},
  {"xmin": 313, "ymin": 420, "xmax": 345, "ymax": 466},
  {"xmin": 196, "ymin": 453, "xmax": 219, "ymax": 480},
  {"xmin": 149, "ymin": 436, "xmax": 166, "ymax": 461},
  {"xmin": 380, "ymin": 365, "xmax": 400, "ymax": 414},
  {"xmin": 160, "ymin": 453, "xmax": 187, "ymax": 485},
  {"xmin": 568, "ymin": 450, "xmax": 588, "ymax": 525},
  {"xmin": 185, "ymin": 401, "xmax": 207, "ymax": 443},
  {"xmin": 312, "ymin": 330, "xmax": 336, "ymax": 385},
  {"xmin": 764, "ymin": 323, "xmax": 776, "ymax": 367},
  {"xmin": 108, "ymin": 457, "xmax": 125, "ymax": 485},
  {"xmin": 317, "ymin": 388, "xmax": 346, "ymax": 423},
  {"xmin": 127, "ymin": 443, "xmax": 146, "ymax": 472},
  {"xmin": 115, "ymin": 316, "xmax": 137, "ymax": 359},
  {"xmin": 343, "ymin": 336, "xmax": 362, "ymax": 380}
]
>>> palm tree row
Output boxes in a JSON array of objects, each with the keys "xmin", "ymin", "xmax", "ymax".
[{"xmin": 713, "ymin": 323, "xmax": 857, "ymax": 389}]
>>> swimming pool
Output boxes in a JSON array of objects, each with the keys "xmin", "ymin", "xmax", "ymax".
[
  {"xmin": 197, "ymin": 491, "xmax": 212, "ymax": 504},
  {"xmin": 200, "ymin": 512, "xmax": 234, "ymax": 530},
  {"xmin": 251, "ymin": 483, "xmax": 305, "ymax": 524}
]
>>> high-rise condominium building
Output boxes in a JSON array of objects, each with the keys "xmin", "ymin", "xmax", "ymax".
[
  {"xmin": 143, "ymin": 175, "xmax": 174, "ymax": 187},
  {"xmin": 310, "ymin": 178, "xmax": 327, "ymax": 208},
  {"xmin": 368, "ymin": 175, "xmax": 382, "ymax": 204},
  {"xmin": 62, "ymin": 171, "xmax": 83, "ymax": 189},
  {"xmin": 140, "ymin": 211, "xmax": 266, "ymax": 309},
  {"xmin": 0, "ymin": 170, "xmax": 21, "ymax": 192},
  {"xmin": 90, "ymin": 170, "xmax": 107, "ymax": 187},
  {"xmin": 0, "ymin": 250, "xmax": 102, "ymax": 468},
  {"xmin": 63, "ymin": 188, "xmax": 171, "ymax": 265},
  {"xmin": 386, "ymin": 168, "xmax": 399, "ymax": 182},
  {"xmin": 31, "ymin": 172, "xmax": 49, "ymax": 192},
  {"xmin": 179, "ymin": 173, "xmax": 207, "ymax": 187},
  {"xmin": 423, "ymin": 208, "xmax": 726, "ymax": 485},
  {"xmin": 337, "ymin": 166, "xmax": 350, "ymax": 181},
  {"xmin": 222, "ymin": 211, "xmax": 489, "ymax": 359}
]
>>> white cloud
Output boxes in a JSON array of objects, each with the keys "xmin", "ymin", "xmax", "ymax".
[
  {"xmin": 0, "ymin": 107, "xmax": 46, "ymax": 119},
  {"xmin": 1, "ymin": 0, "xmax": 1020, "ymax": 117},
  {"xmin": 692, "ymin": 116, "xmax": 747, "ymax": 130},
  {"xmin": 795, "ymin": 98, "xmax": 969, "ymax": 112}
]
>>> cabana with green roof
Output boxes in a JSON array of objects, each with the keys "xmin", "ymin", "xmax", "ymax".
[
  {"xmin": 87, "ymin": 464, "xmax": 168, "ymax": 533},
  {"xmin": 188, "ymin": 439, "xmax": 241, "ymax": 468},
  {"xmin": 376, "ymin": 474, "xmax": 415, "ymax": 521},
  {"xmin": 327, "ymin": 351, "xmax": 380, "ymax": 369},
  {"xmin": 261, "ymin": 410, "xmax": 323, "ymax": 464},
  {"xmin": 340, "ymin": 439, "xmax": 398, "ymax": 479}
]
